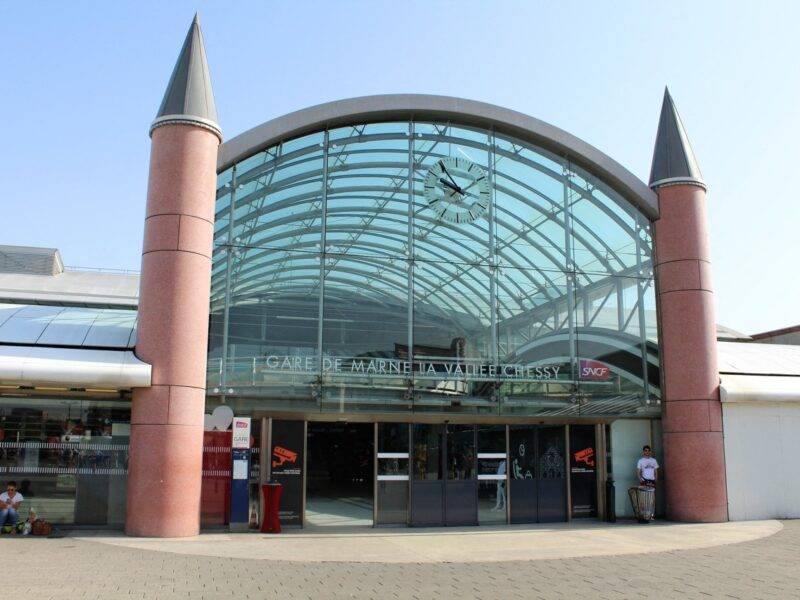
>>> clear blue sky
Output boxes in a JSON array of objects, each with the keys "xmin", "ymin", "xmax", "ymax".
[{"xmin": 1, "ymin": 1, "xmax": 797, "ymax": 334}]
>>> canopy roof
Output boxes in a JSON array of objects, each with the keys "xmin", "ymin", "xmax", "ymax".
[
  {"xmin": 0, "ymin": 303, "xmax": 137, "ymax": 349},
  {"xmin": 219, "ymin": 95, "xmax": 658, "ymax": 219}
]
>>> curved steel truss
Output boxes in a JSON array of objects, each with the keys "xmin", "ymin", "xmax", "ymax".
[{"xmin": 210, "ymin": 119, "xmax": 659, "ymax": 412}]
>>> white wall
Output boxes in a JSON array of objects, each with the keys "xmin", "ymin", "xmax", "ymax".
[
  {"xmin": 611, "ymin": 419, "xmax": 652, "ymax": 518},
  {"xmin": 723, "ymin": 402, "xmax": 800, "ymax": 520}
]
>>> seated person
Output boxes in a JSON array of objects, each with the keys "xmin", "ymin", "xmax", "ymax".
[{"xmin": 0, "ymin": 481, "xmax": 23, "ymax": 530}]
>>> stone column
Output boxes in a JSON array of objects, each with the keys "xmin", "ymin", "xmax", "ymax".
[
  {"xmin": 125, "ymin": 124, "xmax": 219, "ymax": 537},
  {"xmin": 125, "ymin": 15, "xmax": 221, "ymax": 537},
  {"xmin": 651, "ymin": 89, "xmax": 728, "ymax": 522}
]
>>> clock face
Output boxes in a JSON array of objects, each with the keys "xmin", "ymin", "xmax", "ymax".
[{"xmin": 424, "ymin": 157, "xmax": 490, "ymax": 224}]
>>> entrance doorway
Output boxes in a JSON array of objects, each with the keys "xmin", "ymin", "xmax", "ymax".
[
  {"xmin": 306, "ymin": 422, "xmax": 373, "ymax": 526},
  {"xmin": 508, "ymin": 425, "xmax": 567, "ymax": 523},
  {"xmin": 410, "ymin": 424, "xmax": 478, "ymax": 526}
]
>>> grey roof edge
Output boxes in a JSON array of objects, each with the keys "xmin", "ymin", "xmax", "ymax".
[
  {"xmin": 218, "ymin": 94, "xmax": 659, "ymax": 219},
  {"xmin": 151, "ymin": 114, "xmax": 222, "ymax": 140},
  {"xmin": 150, "ymin": 14, "xmax": 221, "ymax": 141},
  {"xmin": 649, "ymin": 176, "xmax": 707, "ymax": 190},
  {"xmin": 649, "ymin": 88, "xmax": 704, "ymax": 191}
]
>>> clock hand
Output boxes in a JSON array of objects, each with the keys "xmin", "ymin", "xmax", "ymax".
[
  {"xmin": 439, "ymin": 177, "xmax": 464, "ymax": 195},
  {"xmin": 460, "ymin": 175, "xmax": 486, "ymax": 194},
  {"xmin": 438, "ymin": 162, "xmax": 463, "ymax": 193}
]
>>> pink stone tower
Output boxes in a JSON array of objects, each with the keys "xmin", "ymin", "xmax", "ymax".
[
  {"xmin": 650, "ymin": 88, "xmax": 728, "ymax": 522},
  {"xmin": 126, "ymin": 15, "xmax": 221, "ymax": 537}
]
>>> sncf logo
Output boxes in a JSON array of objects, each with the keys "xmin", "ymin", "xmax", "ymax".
[{"xmin": 580, "ymin": 359, "xmax": 611, "ymax": 381}]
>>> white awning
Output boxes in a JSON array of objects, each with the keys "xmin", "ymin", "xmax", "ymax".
[
  {"xmin": 0, "ymin": 345, "xmax": 150, "ymax": 390},
  {"xmin": 720, "ymin": 374, "xmax": 800, "ymax": 404}
]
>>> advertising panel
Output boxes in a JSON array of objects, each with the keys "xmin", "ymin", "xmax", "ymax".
[
  {"xmin": 569, "ymin": 425, "xmax": 597, "ymax": 517},
  {"xmin": 270, "ymin": 420, "xmax": 305, "ymax": 526}
]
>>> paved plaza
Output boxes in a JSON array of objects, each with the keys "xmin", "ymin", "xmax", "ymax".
[{"xmin": 1, "ymin": 520, "xmax": 798, "ymax": 599}]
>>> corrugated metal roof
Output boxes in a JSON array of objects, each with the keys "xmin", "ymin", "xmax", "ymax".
[
  {"xmin": 717, "ymin": 341, "xmax": 800, "ymax": 377},
  {"xmin": 0, "ymin": 245, "xmax": 63, "ymax": 276},
  {"xmin": 0, "ymin": 269, "xmax": 139, "ymax": 308},
  {"xmin": 0, "ymin": 303, "xmax": 137, "ymax": 349},
  {"xmin": 716, "ymin": 324, "xmax": 752, "ymax": 342}
]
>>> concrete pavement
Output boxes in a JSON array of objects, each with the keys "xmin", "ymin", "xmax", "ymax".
[
  {"xmin": 75, "ymin": 519, "xmax": 780, "ymax": 563},
  {"xmin": 0, "ymin": 519, "xmax": 797, "ymax": 599}
]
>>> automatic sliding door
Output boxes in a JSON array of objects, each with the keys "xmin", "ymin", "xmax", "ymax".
[
  {"xmin": 477, "ymin": 425, "xmax": 507, "ymax": 524},
  {"xmin": 509, "ymin": 425, "xmax": 538, "ymax": 523},
  {"xmin": 537, "ymin": 426, "xmax": 567, "ymax": 522},
  {"xmin": 445, "ymin": 424, "xmax": 477, "ymax": 526},
  {"xmin": 410, "ymin": 424, "xmax": 444, "ymax": 526},
  {"xmin": 376, "ymin": 423, "xmax": 409, "ymax": 525}
]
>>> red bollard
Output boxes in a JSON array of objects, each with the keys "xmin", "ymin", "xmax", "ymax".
[{"xmin": 260, "ymin": 483, "xmax": 283, "ymax": 533}]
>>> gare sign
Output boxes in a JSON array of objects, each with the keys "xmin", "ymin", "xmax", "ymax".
[{"xmin": 259, "ymin": 355, "xmax": 564, "ymax": 381}]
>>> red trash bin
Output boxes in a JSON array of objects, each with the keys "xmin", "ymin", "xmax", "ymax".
[{"xmin": 260, "ymin": 483, "xmax": 283, "ymax": 533}]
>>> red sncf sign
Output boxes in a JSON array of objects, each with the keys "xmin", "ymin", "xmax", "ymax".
[{"xmin": 579, "ymin": 359, "xmax": 611, "ymax": 381}]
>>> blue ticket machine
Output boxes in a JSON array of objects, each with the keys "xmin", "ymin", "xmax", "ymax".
[{"xmin": 230, "ymin": 417, "xmax": 252, "ymax": 532}]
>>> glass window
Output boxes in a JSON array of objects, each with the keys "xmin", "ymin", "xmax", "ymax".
[
  {"xmin": 477, "ymin": 425, "xmax": 506, "ymax": 523},
  {"xmin": 377, "ymin": 423, "xmax": 409, "ymax": 525},
  {"xmin": 446, "ymin": 424, "xmax": 475, "ymax": 480},
  {"xmin": 412, "ymin": 424, "xmax": 443, "ymax": 480},
  {"xmin": 210, "ymin": 118, "xmax": 659, "ymax": 418},
  {"xmin": 0, "ymin": 396, "xmax": 130, "ymax": 526}
]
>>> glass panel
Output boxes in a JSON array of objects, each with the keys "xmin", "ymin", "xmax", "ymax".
[
  {"xmin": 321, "ymin": 255, "xmax": 409, "ymax": 411},
  {"xmin": 220, "ymin": 250, "xmax": 320, "ymax": 410},
  {"xmin": 412, "ymin": 424, "xmax": 443, "ymax": 480},
  {"xmin": 82, "ymin": 310, "xmax": 137, "ymax": 348},
  {"xmin": 509, "ymin": 426, "xmax": 536, "ymax": 481},
  {"xmin": 0, "ymin": 396, "xmax": 130, "ymax": 526},
  {"xmin": 209, "ymin": 119, "xmax": 658, "ymax": 421},
  {"xmin": 0, "ymin": 305, "xmax": 62, "ymax": 344},
  {"xmin": 36, "ymin": 307, "xmax": 97, "ymax": 346},
  {"xmin": 326, "ymin": 122, "xmax": 410, "ymax": 259},
  {"xmin": 446, "ymin": 424, "xmax": 475, "ymax": 480},
  {"xmin": 477, "ymin": 424, "xmax": 506, "ymax": 524},
  {"xmin": 376, "ymin": 423, "xmax": 408, "ymax": 525},
  {"xmin": 538, "ymin": 426, "xmax": 566, "ymax": 480},
  {"xmin": 377, "ymin": 423, "xmax": 409, "ymax": 476},
  {"xmin": 0, "ymin": 304, "xmax": 25, "ymax": 328}
]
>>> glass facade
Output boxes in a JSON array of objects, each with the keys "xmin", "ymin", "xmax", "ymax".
[
  {"xmin": 208, "ymin": 119, "xmax": 659, "ymax": 418},
  {"xmin": 0, "ymin": 396, "xmax": 130, "ymax": 526}
]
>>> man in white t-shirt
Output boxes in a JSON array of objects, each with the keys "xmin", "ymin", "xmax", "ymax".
[
  {"xmin": 0, "ymin": 481, "xmax": 23, "ymax": 530},
  {"xmin": 636, "ymin": 445, "xmax": 659, "ymax": 487}
]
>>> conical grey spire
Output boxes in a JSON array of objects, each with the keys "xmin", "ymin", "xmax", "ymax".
[
  {"xmin": 649, "ymin": 88, "xmax": 703, "ymax": 190},
  {"xmin": 150, "ymin": 14, "xmax": 221, "ymax": 139}
]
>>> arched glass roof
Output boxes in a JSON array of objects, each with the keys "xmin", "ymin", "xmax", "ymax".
[{"xmin": 209, "ymin": 98, "xmax": 658, "ymax": 416}]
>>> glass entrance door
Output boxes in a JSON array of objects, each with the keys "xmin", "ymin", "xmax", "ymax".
[
  {"xmin": 445, "ymin": 424, "xmax": 477, "ymax": 526},
  {"xmin": 410, "ymin": 424, "xmax": 444, "ymax": 526},
  {"xmin": 509, "ymin": 425, "xmax": 567, "ymax": 523},
  {"xmin": 376, "ymin": 423, "xmax": 410, "ymax": 525},
  {"xmin": 410, "ymin": 424, "xmax": 478, "ymax": 526}
]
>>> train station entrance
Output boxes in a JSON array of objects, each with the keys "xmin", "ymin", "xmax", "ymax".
[
  {"xmin": 305, "ymin": 422, "xmax": 373, "ymax": 527},
  {"xmin": 266, "ymin": 420, "xmax": 600, "ymax": 528}
]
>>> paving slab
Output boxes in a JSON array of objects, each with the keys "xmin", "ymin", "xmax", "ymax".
[{"xmin": 71, "ymin": 519, "xmax": 780, "ymax": 563}]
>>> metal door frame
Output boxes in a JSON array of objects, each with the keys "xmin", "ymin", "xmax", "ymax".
[
  {"xmin": 409, "ymin": 423, "xmax": 479, "ymax": 526},
  {"xmin": 507, "ymin": 424, "xmax": 568, "ymax": 524}
]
